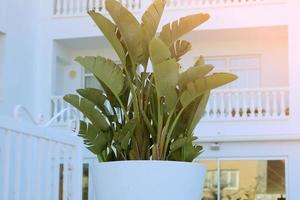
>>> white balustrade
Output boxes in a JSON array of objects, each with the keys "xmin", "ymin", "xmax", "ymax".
[
  {"xmin": 165, "ymin": 0, "xmax": 286, "ymax": 9},
  {"xmin": 0, "ymin": 117, "xmax": 82, "ymax": 200},
  {"xmin": 50, "ymin": 87, "xmax": 289, "ymax": 125},
  {"xmin": 52, "ymin": 0, "xmax": 286, "ymax": 17},
  {"xmin": 51, "ymin": 96, "xmax": 80, "ymax": 126},
  {"xmin": 53, "ymin": 0, "xmax": 143, "ymax": 16},
  {"xmin": 203, "ymin": 87, "xmax": 289, "ymax": 121}
]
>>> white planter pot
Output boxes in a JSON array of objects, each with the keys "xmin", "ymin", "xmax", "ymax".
[{"xmin": 92, "ymin": 161, "xmax": 207, "ymax": 200}]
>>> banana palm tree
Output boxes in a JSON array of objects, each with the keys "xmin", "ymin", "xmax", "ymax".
[{"xmin": 64, "ymin": 0, "xmax": 237, "ymax": 162}]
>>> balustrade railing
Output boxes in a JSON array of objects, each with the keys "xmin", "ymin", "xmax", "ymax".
[
  {"xmin": 50, "ymin": 87, "xmax": 289, "ymax": 126},
  {"xmin": 202, "ymin": 87, "xmax": 289, "ymax": 121},
  {"xmin": 53, "ymin": 0, "xmax": 142, "ymax": 16},
  {"xmin": 165, "ymin": 0, "xmax": 286, "ymax": 9},
  {"xmin": 52, "ymin": 0, "xmax": 286, "ymax": 17},
  {"xmin": 0, "ymin": 117, "xmax": 82, "ymax": 200}
]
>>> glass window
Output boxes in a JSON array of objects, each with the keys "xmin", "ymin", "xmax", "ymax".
[
  {"xmin": 198, "ymin": 159, "xmax": 286, "ymax": 200},
  {"xmin": 82, "ymin": 163, "xmax": 89, "ymax": 200},
  {"xmin": 204, "ymin": 55, "xmax": 261, "ymax": 89}
]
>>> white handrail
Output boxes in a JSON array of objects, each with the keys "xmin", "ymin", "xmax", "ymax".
[
  {"xmin": 13, "ymin": 105, "xmax": 44, "ymax": 125},
  {"xmin": 13, "ymin": 105, "xmax": 80, "ymax": 132},
  {"xmin": 42, "ymin": 108, "xmax": 80, "ymax": 132},
  {"xmin": 0, "ymin": 117, "xmax": 83, "ymax": 200}
]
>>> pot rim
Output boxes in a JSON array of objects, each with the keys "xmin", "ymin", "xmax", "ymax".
[{"xmin": 92, "ymin": 160, "xmax": 206, "ymax": 168}]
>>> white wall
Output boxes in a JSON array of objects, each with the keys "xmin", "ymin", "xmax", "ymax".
[
  {"xmin": 53, "ymin": 26, "xmax": 288, "ymax": 97},
  {"xmin": 181, "ymin": 26, "xmax": 288, "ymax": 88},
  {"xmin": 0, "ymin": 33, "xmax": 5, "ymax": 101},
  {"xmin": 0, "ymin": 0, "xmax": 42, "ymax": 116}
]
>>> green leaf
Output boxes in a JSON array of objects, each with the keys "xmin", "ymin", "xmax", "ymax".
[
  {"xmin": 141, "ymin": 0, "xmax": 166, "ymax": 43},
  {"xmin": 182, "ymin": 91, "xmax": 210, "ymax": 134},
  {"xmin": 159, "ymin": 13, "xmax": 210, "ymax": 47},
  {"xmin": 64, "ymin": 94, "xmax": 110, "ymax": 131},
  {"xmin": 120, "ymin": 120, "xmax": 136, "ymax": 150},
  {"xmin": 179, "ymin": 63, "xmax": 214, "ymax": 90},
  {"xmin": 75, "ymin": 56, "xmax": 125, "ymax": 97},
  {"xmin": 88, "ymin": 11, "xmax": 126, "ymax": 65},
  {"xmin": 106, "ymin": 0, "xmax": 146, "ymax": 66},
  {"xmin": 170, "ymin": 135, "xmax": 197, "ymax": 152},
  {"xmin": 169, "ymin": 135, "xmax": 203, "ymax": 162},
  {"xmin": 79, "ymin": 121, "xmax": 109, "ymax": 155},
  {"xmin": 149, "ymin": 38, "xmax": 179, "ymax": 111},
  {"xmin": 170, "ymin": 40, "xmax": 192, "ymax": 61},
  {"xmin": 77, "ymin": 88, "xmax": 106, "ymax": 109},
  {"xmin": 180, "ymin": 73, "xmax": 237, "ymax": 107}
]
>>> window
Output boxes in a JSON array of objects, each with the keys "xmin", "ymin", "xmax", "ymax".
[
  {"xmin": 204, "ymin": 170, "xmax": 239, "ymax": 191},
  {"xmin": 83, "ymin": 61, "xmax": 121, "ymax": 89},
  {"xmin": 205, "ymin": 55, "xmax": 261, "ymax": 89},
  {"xmin": 199, "ymin": 159, "xmax": 286, "ymax": 200}
]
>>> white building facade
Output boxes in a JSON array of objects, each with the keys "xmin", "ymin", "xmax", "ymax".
[{"xmin": 1, "ymin": 0, "xmax": 300, "ymax": 199}]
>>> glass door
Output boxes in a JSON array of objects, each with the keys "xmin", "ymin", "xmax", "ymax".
[{"xmin": 198, "ymin": 158, "xmax": 286, "ymax": 200}]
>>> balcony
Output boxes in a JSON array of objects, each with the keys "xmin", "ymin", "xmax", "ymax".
[
  {"xmin": 52, "ymin": 0, "xmax": 286, "ymax": 17},
  {"xmin": 50, "ymin": 87, "xmax": 289, "ymax": 127},
  {"xmin": 48, "ymin": 0, "xmax": 289, "ymax": 39}
]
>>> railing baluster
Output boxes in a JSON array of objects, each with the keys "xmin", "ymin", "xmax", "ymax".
[
  {"xmin": 63, "ymin": 0, "xmax": 68, "ymax": 15},
  {"xmin": 69, "ymin": 0, "xmax": 74, "ymax": 15},
  {"xmin": 13, "ymin": 133, "xmax": 22, "ymax": 200},
  {"xmin": 44, "ymin": 141, "xmax": 53, "ymax": 200},
  {"xmin": 249, "ymin": 91, "xmax": 255, "ymax": 118},
  {"xmin": 1, "ymin": 130, "xmax": 11, "ymax": 200},
  {"xmin": 34, "ymin": 139, "xmax": 43, "ymax": 200},
  {"xmin": 227, "ymin": 91, "xmax": 233, "ymax": 118},
  {"xmin": 24, "ymin": 136, "xmax": 35, "ymax": 200},
  {"xmin": 265, "ymin": 90, "xmax": 271, "ymax": 117},
  {"xmin": 220, "ymin": 92, "xmax": 225, "ymax": 119},
  {"xmin": 272, "ymin": 90, "xmax": 278, "ymax": 117},
  {"xmin": 257, "ymin": 90, "xmax": 263, "ymax": 117},
  {"xmin": 280, "ymin": 90, "xmax": 286, "ymax": 117},
  {"xmin": 56, "ymin": 0, "xmax": 62, "ymax": 15}
]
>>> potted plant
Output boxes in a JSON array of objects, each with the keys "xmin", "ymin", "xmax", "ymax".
[{"xmin": 64, "ymin": 0, "xmax": 237, "ymax": 199}]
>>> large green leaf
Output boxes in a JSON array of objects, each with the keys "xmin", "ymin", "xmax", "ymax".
[
  {"xmin": 75, "ymin": 56, "xmax": 125, "ymax": 97},
  {"xmin": 179, "ymin": 62, "xmax": 214, "ymax": 90},
  {"xmin": 180, "ymin": 73, "xmax": 237, "ymax": 107},
  {"xmin": 181, "ymin": 91, "xmax": 210, "ymax": 135},
  {"xmin": 79, "ymin": 121, "xmax": 109, "ymax": 155},
  {"xmin": 169, "ymin": 135, "xmax": 202, "ymax": 162},
  {"xmin": 149, "ymin": 38, "xmax": 179, "ymax": 111},
  {"xmin": 88, "ymin": 11, "xmax": 126, "ymax": 65},
  {"xmin": 77, "ymin": 88, "xmax": 106, "ymax": 109},
  {"xmin": 159, "ymin": 13, "xmax": 210, "ymax": 46},
  {"xmin": 64, "ymin": 94, "xmax": 110, "ymax": 131},
  {"xmin": 170, "ymin": 40, "xmax": 192, "ymax": 61},
  {"xmin": 77, "ymin": 88, "xmax": 112, "ymax": 117},
  {"xmin": 106, "ymin": 0, "xmax": 146, "ymax": 66},
  {"xmin": 142, "ymin": 0, "xmax": 166, "ymax": 43}
]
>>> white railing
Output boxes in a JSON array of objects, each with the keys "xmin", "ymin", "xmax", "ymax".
[
  {"xmin": 52, "ymin": 0, "xmax": 286, "ymax": 17},
  {"xmin": 165, "ymin": 0, "xmax": 286, "ymax": 10},
  {"xmin": 203, "ymin": 87, "xmax": 289, "ymax": 121},
  {"xmin": 50, "ymin": 87, "xmax": 289, "ymax": 126},
  {"xmin": 53, "ymin": 0, "xmax": 142, "ymax": 16},
  {"xmin": 51, "ymin": 96, "xmax": 81, "ymax": 126},
  {"xmin": 0, "ymin": 116, "xmax": 82, "ymax": 200}
]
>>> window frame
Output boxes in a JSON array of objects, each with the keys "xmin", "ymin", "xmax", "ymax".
[{"xmin": 201, "ymin": 54, "xmax": 262, "ymax": 89}]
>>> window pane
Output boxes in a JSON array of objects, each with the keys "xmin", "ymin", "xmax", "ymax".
[
  {"xmin": 229, "ymin": 56, "xmax": 260, "ymax": 68},
  {"xmin": 82, "ymin": 164, "xmax": 89, "ymax": 200},
  {"xmin": 206, "ymin": 58, "xmax": 227, "ymax": 68},
  {"xmin": 197, "ymin": 160, "xmax": 218, "ymax": 200},
  {"xmin": 220, "ymin": 160, "xmax": 286, "ymax": 200}
]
